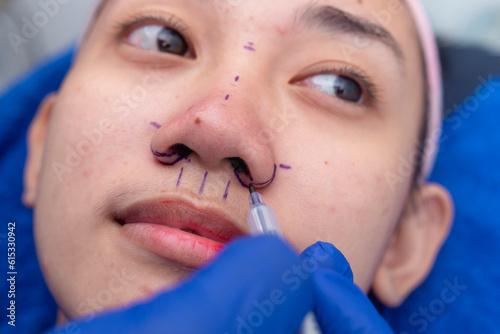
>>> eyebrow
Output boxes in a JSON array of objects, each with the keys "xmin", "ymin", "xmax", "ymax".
[{"xmin": 298, "ymin": 4, "xmax": 405, "ymax": 65}]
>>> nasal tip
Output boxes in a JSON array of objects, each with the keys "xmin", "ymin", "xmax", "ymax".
[{"xmin": 249, "ymin": 183, "xmax": 257, "ymax": 194}]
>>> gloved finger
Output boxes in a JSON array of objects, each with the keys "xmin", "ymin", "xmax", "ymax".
[
  {"xmin": 169, "ymin": 235, "xmax": 315, "ymax": 334},
  {"xmin": 312, "ymin": 270, "xmax": 394, "ymax": 334},
  {"xmin": 49, "ymin": 236, "xmax": 314, "ymax": 334},
  {"xmin": 300, "ymin": 241, "xmax": 353, "ymax": 281}
]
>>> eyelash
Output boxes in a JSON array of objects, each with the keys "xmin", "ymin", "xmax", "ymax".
[
  {"xmin": 115, "ymin": 15, "xmax": 379, "ymax": 105},
  {"xmin": 115, "ymin": 14, "xmax": 189, "ymax": 44},
  {"xmin": 316, "ymin": 66, "xmax": 379, "ymax": 104}
]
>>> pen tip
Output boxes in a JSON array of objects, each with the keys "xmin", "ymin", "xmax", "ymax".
[{"xmin": 249, "ymin": 183, "xmax": 256, "ymax": 194}]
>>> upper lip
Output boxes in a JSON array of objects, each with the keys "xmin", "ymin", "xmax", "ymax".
[{"xmin": 115, "ymin": 198, "xmax": 246, "ymax": 243}]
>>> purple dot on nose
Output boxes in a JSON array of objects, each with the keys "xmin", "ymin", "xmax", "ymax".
[
  {"xmin": 235, "ymin": 76, "xmax": 239, "ymax": 82},
  {"xmin": 225, "ymin": 95, "xmax": 230, "ymax": 100},
  {"xmin": 150, "ymin": 122, "xmax": 161, "ymax": 129}
]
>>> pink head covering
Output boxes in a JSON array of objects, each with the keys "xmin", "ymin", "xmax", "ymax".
[
  {"xmin": 405, "ymin": 0, "xmax": 443, "ymax": 182},
  {"xmin": 80, "ymin": 0, "xmax": 442, "ymax": 182}
]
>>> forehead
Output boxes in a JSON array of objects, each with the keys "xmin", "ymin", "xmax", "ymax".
[{"xmin": 93, "ymin": 0, "xmax": 415, "ymax": 39}]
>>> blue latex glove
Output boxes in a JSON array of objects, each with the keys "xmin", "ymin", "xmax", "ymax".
[
  {"xmin": 48, "ymin": 237, "xmax": 393, "ymax": 334},
  {"xmin": 301, "ymin": 242, "xmax": 394, "ymax": 334}
]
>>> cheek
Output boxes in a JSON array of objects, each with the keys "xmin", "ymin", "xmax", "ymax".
[{"xmin": 276, "ymin": 136, "xmax": 409, "ymax": 289}]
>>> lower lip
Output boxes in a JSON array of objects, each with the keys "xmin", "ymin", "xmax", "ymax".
[{"xmin": 121, "ymin": 223, "xmax": 225, "ymax": 268}]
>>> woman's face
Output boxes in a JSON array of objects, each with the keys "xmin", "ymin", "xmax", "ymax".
[{"xmin": 31, "ymin": 0, "xmax": 426, "ymax": 319}]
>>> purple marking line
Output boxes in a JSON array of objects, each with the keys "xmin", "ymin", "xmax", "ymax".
[
  {"xmin": 176, "ymin": 167, "xmax": 184, "ymax": 188},
  {"xmin": 234, "ymin": 170, "xmax": 247, "ymax": 188},
  {"xmin": 279, "ymin": 164, "xmax": 292, "ymax": 170},
  {"xmin": 233, "ymin": 164, "xmax": 277, "ymax": 188},
  {"xmin": 223, "ymin": 180, "xmax": 231, "ymax": 201},
  {"xmin": 244, "ymin": 46, "xmax": 256, "ymax": 51},
  {"xmin": 253, "ymin": 164, "xmax": 277, "ymax": 187},
  {"xmin": 199, "ymin": 172, "xmax": 208, "ymax": 195},
  {"xmin": 150, "ymin": 122, "xmax": 161, "ymax": 129},
  {"xmin": 231, "ymin": 84, "xmax": 237, "ymax": 87},
  {"xmin": 159, "ymin": 156, "xmax": 185, "ymax": 166},
  {"xmin": 151, "ymin": 146, "xmax": 177, "ymax": 158},
  {"xmin": 151, "ymin": 145, "xmax": 193, "ymax": 166},
  {"xmin": 248, "ymin": 42, "xmax": 254, "ymax": 46},
  {"xmin": 225, "ymin": 94, "xmax": 230, "ymax": 100},
  {"xmin": 235, "ymin": 76, "xmax": 240, "ymax": 82}
]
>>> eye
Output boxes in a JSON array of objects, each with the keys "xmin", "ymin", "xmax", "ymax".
[
  {"xmin": 127, "ymin": 24, "xmax": 189, "ymax": 56},
  {"xmin": 301, "ymin": 74, "xmax": 363, "ymax": 103}
]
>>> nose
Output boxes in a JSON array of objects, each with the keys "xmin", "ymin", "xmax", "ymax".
[{"xmin": 150, "ymin": 92, "xmax": 277, "ymax": 188}]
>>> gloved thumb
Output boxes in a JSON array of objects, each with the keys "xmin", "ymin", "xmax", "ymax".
[{"xmin": 300, "ymin": 241, "xmax": 354, "ymax": 281}]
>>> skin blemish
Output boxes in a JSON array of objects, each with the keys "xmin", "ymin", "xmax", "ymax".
[
  {"xmin": 244, "ymin": 42, "xmax": 256, "ymax": 51},
  {"xmin": 279, "ymin": 164, "xmax": 292, "ymax": 170},
  {"xmin": 225, "ymin": 95, "xmax": 230, "ymax": 100},
  {"xmin": 223, "ymin": 180, "xmax": 231, "ymax": 201},
  {"xmin": 195, "ymin": 117, "xmax": 202, "ymax": 125},
  {"xmin": 176, "ymin": 167, "xmax": 184, "ymax": 188},
  {"xmin": 150, "ymin": 122, "xmax": 161, "ymax": 129},
  {"xmin": 199, "ymin": 172, "xmax": 208, "ymax": 195},
  {"xmin": 325, "ymin": 161, "xmax": 329, "ymax": 165}
]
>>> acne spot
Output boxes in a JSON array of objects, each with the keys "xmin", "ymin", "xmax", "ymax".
[
  {"xmin": 195, "ymin": 118, "xmax": 202, "ymax": 125},
  {"xmin": 275, "ymin": 24, "xmax": 288, "ymax": 35},
  {"xmin": 330, "ymin": 206, "xmax": 336, "ymax": 214},
  {"xmin": 140, "ymin": 286, "xmax": 153, "ymax": 295},
  {"xmin": 324, "ymin": 161, "xmax": 329, "ymax": 165}
]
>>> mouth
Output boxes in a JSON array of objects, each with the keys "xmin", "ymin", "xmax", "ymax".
[{"xmin": 115, "ymin": 199, "xmax": 245, "ymax": 268}]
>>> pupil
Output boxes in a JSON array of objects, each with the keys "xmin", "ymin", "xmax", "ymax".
[
  {"xmin": 157, "ymin": 28, "xmax": 188, "ymax": 55},
  {"xmin": 335, "ymin": 76, "xmax": 361, "ymax": 102}
]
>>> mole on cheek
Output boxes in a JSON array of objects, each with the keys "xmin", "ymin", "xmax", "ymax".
[{"xmin": 195, "ymin": 118, "xmax": 201, "ymax": 125}]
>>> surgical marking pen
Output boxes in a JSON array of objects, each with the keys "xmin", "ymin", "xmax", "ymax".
[{"xmin": 247, "ymin": 184, "xmax": 322, "ymax": 334}]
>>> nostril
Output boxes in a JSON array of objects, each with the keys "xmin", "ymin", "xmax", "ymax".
[
  {"xmin": 171, "ymin": 144, "xmax": 193, "ymax": 158},
  {"xmin": 151, "ymin": 143, "xmax": 194, "ymax": 166},
  {"xmin": 229, "ymin": 157, "xmax": 251, "ymax": 177}
]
